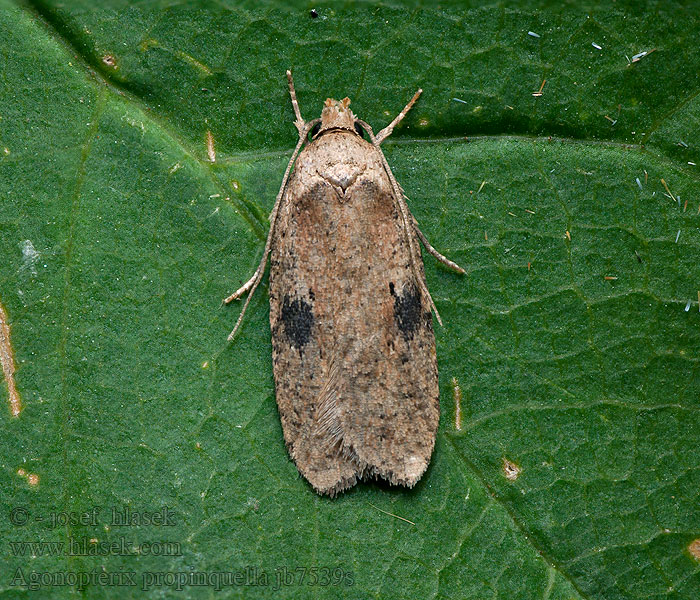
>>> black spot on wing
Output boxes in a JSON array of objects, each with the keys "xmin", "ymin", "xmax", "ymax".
[
  {"xmin": 281, "ymin": 295, "xmax": 314, "ymax": 349},
  {"xmin": 390, "ymin": 282, "xmax": 423, "ymax": 340}
]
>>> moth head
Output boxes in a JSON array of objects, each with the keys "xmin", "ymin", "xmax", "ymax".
[{"xmin": 316, "ymin": 97, "xmax": 357, "ymax": 136}]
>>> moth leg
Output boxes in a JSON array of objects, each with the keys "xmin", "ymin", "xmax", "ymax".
[
  {"xmin": 223, "ymin": 273, "xmax": 258, "ymax": 304},
  {"xmin": 374, "ymin": 88, "xmax": 422, "ymax": 145},
  {"xmin": 224, "ymin": 74, "xmax": 321, "ymax": 340},
  {"xmin": 412, "ymin": 217, "xmax": 466, "ymax": 274}
]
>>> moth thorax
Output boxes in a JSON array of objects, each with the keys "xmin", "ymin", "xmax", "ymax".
[{"xmin": 319, "ymin": 97, "xmax": 356, "ymax": 133}]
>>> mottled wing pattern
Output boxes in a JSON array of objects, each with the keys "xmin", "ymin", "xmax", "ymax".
[{"xmin": 269, "ymin": 132, "xmax": 438, "ymax": 496}]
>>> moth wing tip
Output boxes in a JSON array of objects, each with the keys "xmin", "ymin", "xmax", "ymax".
[{"xmin": 311, "ymin": 473, "xmax": 359, "ymax": 498}]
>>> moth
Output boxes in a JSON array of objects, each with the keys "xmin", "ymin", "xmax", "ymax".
[{"xmin": 226, "ymin": 71, "xmax": 464, "ymax": 496}]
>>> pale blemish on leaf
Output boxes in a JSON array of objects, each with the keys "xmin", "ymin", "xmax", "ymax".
[
  {"xmin": 20, "ymin": 239, "xmax": 39, "ymax": 275},
  {"xmin": 101, "ymin": 54, "xmax": 117, "ymax": 69},
  {"xmin": 451, "ymin": 376, "xmax": 462, "ymax": 431},
  {"xmin": 688, "ymin": 538, "xmax": 700, "ymax": 562},
  {"xmin": 688, "ymin": 539, "xmax": 700, "ymax": 562},
  {"xmin": 137, "ymin": 38, "xmax": 211, "ymax": 74},
  {"xmin": 139, "ymin": 38, "xmax": 159, "ymax": 52},
  {"xmin": 122, "ymin": 115, "xmax": 145, "ymax": 134},
  {"xmin": 206, "ymin": 131, "xmax": 216, "ymax": 162},
  {"xmin": 176, "ymin": 51, "xmax": 212, "ymax": 75},
  {"xmin": 17, "ymin": 468, "xmax": 39, "ymax": 486},
  {"xmin": 0, "ymin": 299, "xmax": 21, "ymax": 417},
  {"xmin": 502, "ymin": 457, "xmax": 521, "ymax": 481}
]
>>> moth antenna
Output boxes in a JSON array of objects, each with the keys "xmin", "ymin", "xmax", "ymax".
[
  {"xmin": 226, "ymin": 118, "xmax": 320, "ymax": 340},
  {"xmin": 286, "ymin": 70, "xmax": 306, "ymax": 135},
  {"xmin": 375, "ymin": 88, "xmax": 422, "ymax": 145}
]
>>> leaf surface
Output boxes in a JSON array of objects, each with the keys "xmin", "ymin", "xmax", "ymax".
[{"xmin": 1, "ymin": 2, "xmax": 699, "ymax": 598}]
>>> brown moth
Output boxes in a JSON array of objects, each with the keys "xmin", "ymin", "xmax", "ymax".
[{"xmin": 225, "ymin": 71, "xmax": 464, "ymax": 497}]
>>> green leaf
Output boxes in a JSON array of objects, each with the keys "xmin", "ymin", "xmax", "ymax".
[{"xmin": 1, "ymin": 1, "xmax": 699, "ymax": 598}]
